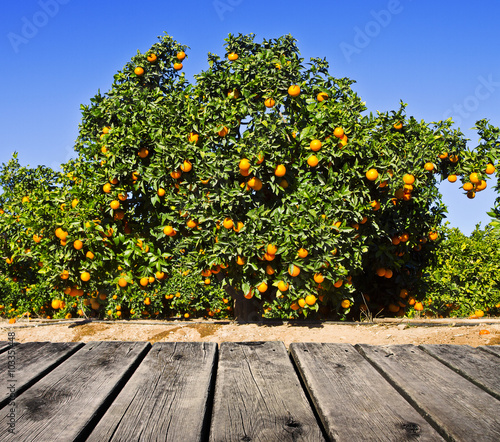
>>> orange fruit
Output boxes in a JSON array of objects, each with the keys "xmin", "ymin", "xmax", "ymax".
[
  {"xmin": 310, "ymin": 139, "xmax": 322, "ymax": 152},
  {"xmin": 388, "ymin": 304, "xmax": 400, "ymax": 313},
  {"xmin": 279, "ymin": 179, "xmax": 289, "ymax": 189},
  {"xmin": 298, "ymin": 248, "xmax": 308, "ymax": 258},
  {"xmin": 264, "ymin": 98, "xmax": 275, "ymax": 108},
  {"xmin": 223, "ymin": 218, "xmax": 234, "ymax": 229},
  {"xmin": 51, "ymin": 299, "xmax": 61, "ymax": 309},
  {"xmin": 163, "ymin": 225, "xmax": 174, "ymax": 236},
  {"xmin": 476, "ymin": 180, "xmax": 487, "ymax": 191},
  {"xmin": 177, "ymin": 51, "xmax": 186, "ymax": 60},
  {"xmin": 147, "ymin": 53, "xmax": 157, "ymax": 62},
  {"xmin": 333, "ymin": 127, "xmax": 344, "ymax": 139},
  {"xmin": 239, "ymin": 158, "xmax": 251, "ymax": 170},
  {"xmin": 288, "ymin": 85, "xmax": 300, "ymax": 97},
  {"xmin": 376, "ymin": 267, "xmax": 386, "ymax": 277},
  {"xmin": 218, "ymin": 126, "xmax": 229, "ymax": 137},
  {"xmin": 265, "ymin": 265, "xmax": 275, "ymax": 276},
  {"xmin": 173, "ymin": 62, "xmax": 183, "ymax": 71},
  {"xmin": 233, "ymin": 221, "xmax": 244, "ymax": 232},
  {"xmin": 288, "ymin": 264, "xmax": 300, "ymax": 277},
  {"xmin": 400, "ymin": 289, "xmax": 409, "ymax": 298},
  {"xmin": 313, "ymin": 273, "xmax": 324, "ymax": 283},
  {"xmin": 157, "ymin": 188, "xmax": 166, "ymax": 197},
  {"xmin": 180, "ymin": 160, "xmax": 192, "ymax": 172},
  {"xmin": 448, "ymin": 174, "xmax": 457, "ymax": 183},
  {"xmin": 103, "ymin": 183, "xmax": 112, "ymax": 193},
  {"xmin": 73, "ymin": 240, "xmax": 83, "ymax": 250},
  {"xmin": 236, "ymin": 256, "xmax": 245, "ymax": 266},
  {"xmin": 414, "ymin": 302, "xmax": 424, "ymax": 311},
  {"xmin": 134, "ymin": 67, "xmax": 144, "ymax": 76},
  {"xmin": 424, "ymin": 162, "xmax": 434, "ymax": 171},
  {"xmin": 298, "ymin": 298, "xmax": 306, "ymax": 308},
  {"xmin": 403, "ymin": 174, "xmax": 415, "ymax": 185},
  {"xmin": 365, "ymin": 168, "xmax": 378, "ymax": 181},
  {"xmin": 80, "ymin": 271, "xmax": 90, "ymax": 282},
  {"xmin": 334, "ymin": 279, "xmax": 343, "ymax": 288},
  {"xmin": 438, "ymin": 152, "xmax": 448, "ymax": 159},
  {"xmin": 479, "ymin": 329, "xmax": 490, "ymax": 335},
  {"xmin": 257, "ymin": 282, "xmax": 268, "ymax": 293},
  {"xmin": 475, "ymin": 309, "xmax": 485, "ymax": 317},
  {"xmin": 256, "ymin": 153, "xmax": 264, "ymax": 164},
  {"xmin": 244, "ymin": 289, "xmax": 253, "ymax": 299},
  {"xmin": 60, "ymin": 270, "xmax": 69, "ymax": 280},
  {"xmin": 467, "ymin": 190, "xmax": 476, "ymax": 199},
  {"xmin": 138, "ymin": 147, "xmax": 149, "ymax": 158},
  {"xmin": 384, "ymin": 269, "xmax": 393, "ymax": 279},
  {"xmin": 469, "ymin": 172, "xmax": 480, "ymax": 184},
  {"xmin": 118, "ymin": 278, "xmax": 127, "ymax": 288},
  {"xmin": 428, "ymin": 231, "xmax": 438, "ymax": 241},
  {"xmin": 277, "ymin": 281, "xmax": 289, "ymax": 292},
  {"xmin": 110, "ymin": 200, "xmax": 120, "ymax": 210},
  {"xmin": 290, "ymin": 302, "xmax": 300, "ymax": 311},
  {"xmin": 118, "ymin": 193, "xmax": 127, "ymax": 201},
  {"xmin": 188, "ymin": 132, "xmax": 199, "ymax": 144},
  {"xmin": 485, "ymin": 163, "xmax": 495, "ymax": 174},
  {"xmin": 449, "ymin": 154, "xmax": 458, "ymax": 163},
  {"xmin": 463, "ymin": 182, "xmax": 474, "ymax": 191},
  {"xmin": 305, "ymin": 295, "xmax": 317, "ymax": 306},
  {"xmin": 227, "ymin": 52, "xmax": 238, "ymax": 61},
  {"xmin": 317, "ymin": 92, "xmax": 328, "ymax": 102},
  {"xmin": 393, "ymin": 121, "xmax": 403, "ymax": 130},
  {"xmin": 186, "ymin": 219, "xmax": 198, "ymax": 228},
  {"xmin": 307, "ymin": 155, "xmax": 319, "ymax": 167},
  {"xmin": 371, "ymin": 201, "xmax": 381, "ymax": 211},
  {"xmin": 227, "ymin": 88, "xmax": 240, "ymax": 99},
  {"xmin": 170, "ymin": 170, "xmax": 182, "ymax": 179},
  {"xmin": 267, "ymin": 244, "xmax": 278, "ymax": 255},
  {"xmin": 272, "ymin": 164, "xmax": 286, "ymax": 177},
  {"xmin": 341, "ymin": 299, "xmax": 350, "ymax": 309},
  {"xmin": 86, "ymin": 251, "xmax": 95, "ymax": 259}
]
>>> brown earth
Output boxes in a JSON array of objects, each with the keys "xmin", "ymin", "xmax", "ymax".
[{"xmin": 2, "ymin": 318, "xmax": 500, "ymax": 348}]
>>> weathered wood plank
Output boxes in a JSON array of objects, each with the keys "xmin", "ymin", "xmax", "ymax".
[
  {"xmin": 357, "ymin": 344, "xmax": 500, "ymax": 442},
  {"xmin": 86, "ymin": 342, "xmax": 217, "ymax": 442},
  {"xmin": 209, "ymin": 341, "xmax": 325, "ymax": 441},
  {"xmin": 479, "ymin": 345, "xmax": 500, "ymax": 358},
  {"xmin": 421, "ymin": 344, "xmax": 500, "ymax": 400},
  {"xmin": 290, "ymin": 343, "xmax": 444, "ymax": 441},
  {"xmin": 0, "ymin": 341, "xmax": 83, "ymax": 409},
  {"xmin": 0, "ymin": 341, "xmax": 150, "ymax": 441},
  {"xmin": 0, "ymin": 341, "xmax": 12, "ymax": 354}
]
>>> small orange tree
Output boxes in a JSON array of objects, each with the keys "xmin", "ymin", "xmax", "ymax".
[{"xmin": 1, "ymin": 33, "xmax": 499, "ymax": 320}]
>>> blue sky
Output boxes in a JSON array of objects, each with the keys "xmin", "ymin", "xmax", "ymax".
[{"xmin": 1, "ymin": 0, "xmax": 499, "ymax": 235}]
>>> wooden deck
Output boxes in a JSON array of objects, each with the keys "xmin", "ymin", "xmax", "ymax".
[{"xmin": 0, "ymin": 341, "xmax": 498, "ymax": 441}]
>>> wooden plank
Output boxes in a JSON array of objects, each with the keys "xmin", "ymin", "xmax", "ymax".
[
  {"xmin": 86, "ymin": 342, "xmax": 217, "ymax": 442},
  {"xmin": 0, "ymin": 342, "xmax": 83, "ymax": 409},
  {"xmin": 421, "ymin": 344, "xmax": 500, "ymax": 400},
  {"xmin": 357, "ymin": 344, "xmax": 500, "ymax": 442},
  {"xmin": 479, "ymin": 345, "xmax": 500, "ymax": 358},
  {"xmin": 209, "ymin": 341, "xmax": 325, "ymax": 441},
  {"xmin": 0, "ymin": 341, "xmax": 150, "ymax": 441},
  {"xmin": 290, "ymin": 343, "xmax": 444, "ymax": 441},
  {"xmin": 0, "ymin": 341, "xmax": 12, "ymax": 354}
]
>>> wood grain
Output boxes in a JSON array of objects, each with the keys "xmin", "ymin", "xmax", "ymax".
[
  {"xmin": 421, "ymin": 344, "xmax": 500, "ymax": 400},
  {"xmin": 479, "ymin": 345, "xmax": 500, "ymax": 358},
  {"xmin": 86, "ymin": 342, "xmax": 217, "ymax": 442},
  {"xmin": 357, "ymin": 344, "xmax": 500, "ymax": 441},
  {"xmin": 0, "ymin": 341, "xmax": 149, "ymax": 441},
  {"xmin": 209, "ymin": 341, "xmax": 325, "ymax": 441},
  {"xmin": 0, "ymin": 341, "xmax": 82, "ymax": 409},
  {"xmin": 290, "ymin": 342, "xmax": 444, "ymax": 441}
]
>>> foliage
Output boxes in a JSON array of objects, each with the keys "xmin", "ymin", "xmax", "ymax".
[
  {"xmin": 421, "ymin": 225, "xmax": 500, "ymax": 317},
  {"xmin": 1, "ymin": 33, "xmax": 499, "ymax": 321}
]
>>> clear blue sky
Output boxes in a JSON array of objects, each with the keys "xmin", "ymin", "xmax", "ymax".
[{"xmin": 1, "ymin": 0, "xmax": 499, "ymax": 235}]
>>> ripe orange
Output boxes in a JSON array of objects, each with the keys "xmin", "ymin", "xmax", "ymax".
[
  {"xmin": 340, "ymin": 299, "xmax": 350, "ymax": 309},
  {"xmin": 134, "ymin": 67, "xmax": 144, "ymax": 76},
  {"xmin": 86, "ymin": 251, "xmax": 95, "ymax": 259},
  {"xmin": 140, "ymin": 277, "xmax": 148, "ymax": 287},
  {"xmin": 428, "ymin": 231, "xmax": 438, "ymax": 241},
  {"xmin": 264, "ymin": 98, "xmax": 275, "ymax": 108},
  {"xmin": 110, "ymin": 200, "xmax": 120, "ymax": 210},
  {"xmin": 257, "ymin": 282, "xmax": 268, "ymax": 293},
  {"xmin": 333, "ymin": 127, "xmax": 344, "ymax": 139},
  {"xmin": 103, "ymin": 183, "xmax": 112, "ymax": 193},
  {"xmin": 288, "ymin": 85, "xmax": 300, "ymax": 97},
  {"xmin": 317, "ymin": 92, "xmax": 328, "ymax": 102},
  {"xmin": 218, "ymin": 126, "xmax": 229, "ymax": 137},
  {"xmin": 264, "ymin": 253, "xmax": 275, "ymax": 261},
  {"xmin": 424, "ymin": 162, "xmax": 434, "ymax": 171},
  {"xmin": 147, "ymin": 53, "xmax": 157, "ymax": 63},
  {"xmin": 485, "ymin": 163, "xmax": 496, "ymax": 174},
  {"xmin": 277, "ymin": 281, "xmax": 289, "ymax": 292},
  {"xmin": 290, "ymin": 302, "xmax": 300, "ymax": 311},
  {"xmin": 80, "ymin": 271, "xmax": 90, "ymax": 282},
  {"xmin": 438, "ymin": 152, "xmax": 448, "ymax": 159},
  {"xmin": 181, "ymin": 160, "xmax": 192, "ymax": 172},
  {"xmin": 469, "ymin": 172, "xmax": 480, "ymax": 184},
  {"xmin": 403, "ymin": 174, "xmax": 415, "ymax": 185},
  {"xmin": 265, "ymin": 265, "xmax": 275, "ymax": 276},
  {"xmin": 60, "ymin": 270, "xmax": 69, "ymax": 280},
  {"xmin": 376, "ymin": 267, "xmax": 386, "ymax": 277},
  {"xmin": 275, "ymin": 164, "xmax": 286, "ymax": 177},
  {"xmin": 476, "ymin": 180, "xmax": 487, "ymax": 191},
  {"xmin": 310, "ymin": 139, "xmax": 322, "ymax": 152},
  {"xmin": 279, "ymin": 179, "xmax": 289, "ymax": 189},
  {"xmin": 173, "ymin": 62, "xmax": 183, "ymax": 71},
  {"xmin": 244, "ymin": 289, "xmax": 253, "ymax": 299},
  {"xmin": 393, "ymin": 121, "xmax": 403, "ymax": 130},
  {"xmin": 239, "ymin": 158, "xmax": 251, "ymax": 170},
  {"xmin": 384, "ymin": 269, "xmax": 393, "ymax": 279},
  {"xmin": 188, "ymin": 132, "xmax": 199, "ymax": 144},
  {"xmin": 414, "ymin": 302, "xmax": 424, "ymax": 311},
  {"xmin": 73, "ymin": 240, "xmax": 83, "ymax": 250},
  {"xmin": 227, "ymin": 52, "xmax": 238, "ymax": 61},
  {"xmin": 298, "ymin": 248, "xmax": 308, "ymax": 258},
  {"xmin": 365, "ymin": 168, "xmax": 378, "ymax": 181},
  {"xmin": 267, "ymin": 244, "xmax": 278, "ymax": 255},
  {"xmin": 388, "ymin": 304, "xmax": 400, "ymax": 313},
  {"xmin": 256, "ymin": 153, "xmax": 264, "ymax": 164},
  {"xmin": 479, "ymin": 329, "xmax": 490, "ymax": 335},
  {"xmin": 163, "ymin": 225, "xmax": 174, "ymax": 236},
  {"xmin": 463, "ymin": 182, "xmax": 474, "ymax": 191},
  {"xmin": 288, "ymin": 264, "xmax": 300, "ymax": 277},
  {"xmin": 157, "ymin": 188, "xmax": 166, "ymax": 197},
  {"xmin": 223, "ymin": 218, "xmax": 234, "ymax": 229},
  {"xmin": 305, "ymin": 295, "xmax": 317, "ymax": 306},
  {"xmin": 448, "ymin": 174, "xmax": 457, "ymax": 183},
  {"xmin": 170, "ymin": 170, "xmax": 182, "ymax": 179},
  {"xmin": 118, "ymin": 278, "xmax": 127, "ymax": 288},
  {"xmin": 186, "ymin": 219, "xmax": 198, "ymax": 228},
  {"xmin": 233, "ymin": 221, "xmax": 244, "ymax": 232},
  {"xmin": 334, "ymin": 279, "xmax": 343, "ymax": 288},
  {"xmin": 138, "ymin": 147, "xmax": 149, "ymax": 158},
  {"xmin": 313, "ymin": 273, "xmax": 324, "ymax": 283},
  {"xmin": 307, "ymin": 155, "xmax": 319, "ymax": 167},
  {"xmin": 371, "ymin": 200, "xmax": 381, "ymax": 211},
  {"xmin": 449, "ymin": 154, "xmax": 458, "ymax": 163},
  {"xmin": 51, "ymin": 299, "xmax": 61, "ymax": 309},
  {"xmin": 236, "ymin": 256, "xmax": 245, "ymax": 265},
  {"xmin": 177, "ymin": 51, "xmax": 186, "ymax": 60},
  {"xmin": 400, "ymin": 289, "xmax": 409, "ymax": 298},
  {"xmin": 467, "ymin": 190, "xmax": 475, "ymax": 199}
]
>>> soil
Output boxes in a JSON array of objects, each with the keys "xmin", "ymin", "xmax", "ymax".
[{"xmin": 3, "ymin": 318, "xmax": 500, "ymax": 348}]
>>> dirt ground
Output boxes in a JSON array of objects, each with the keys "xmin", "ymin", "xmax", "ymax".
[{"xmin": 3, "ymin": 318, "xmax": 500, "ymax": 348}]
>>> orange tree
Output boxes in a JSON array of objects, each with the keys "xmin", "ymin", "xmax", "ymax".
[{"xmin": 1, "ymin": 32, "xmax": 499, "ymax": 320}]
